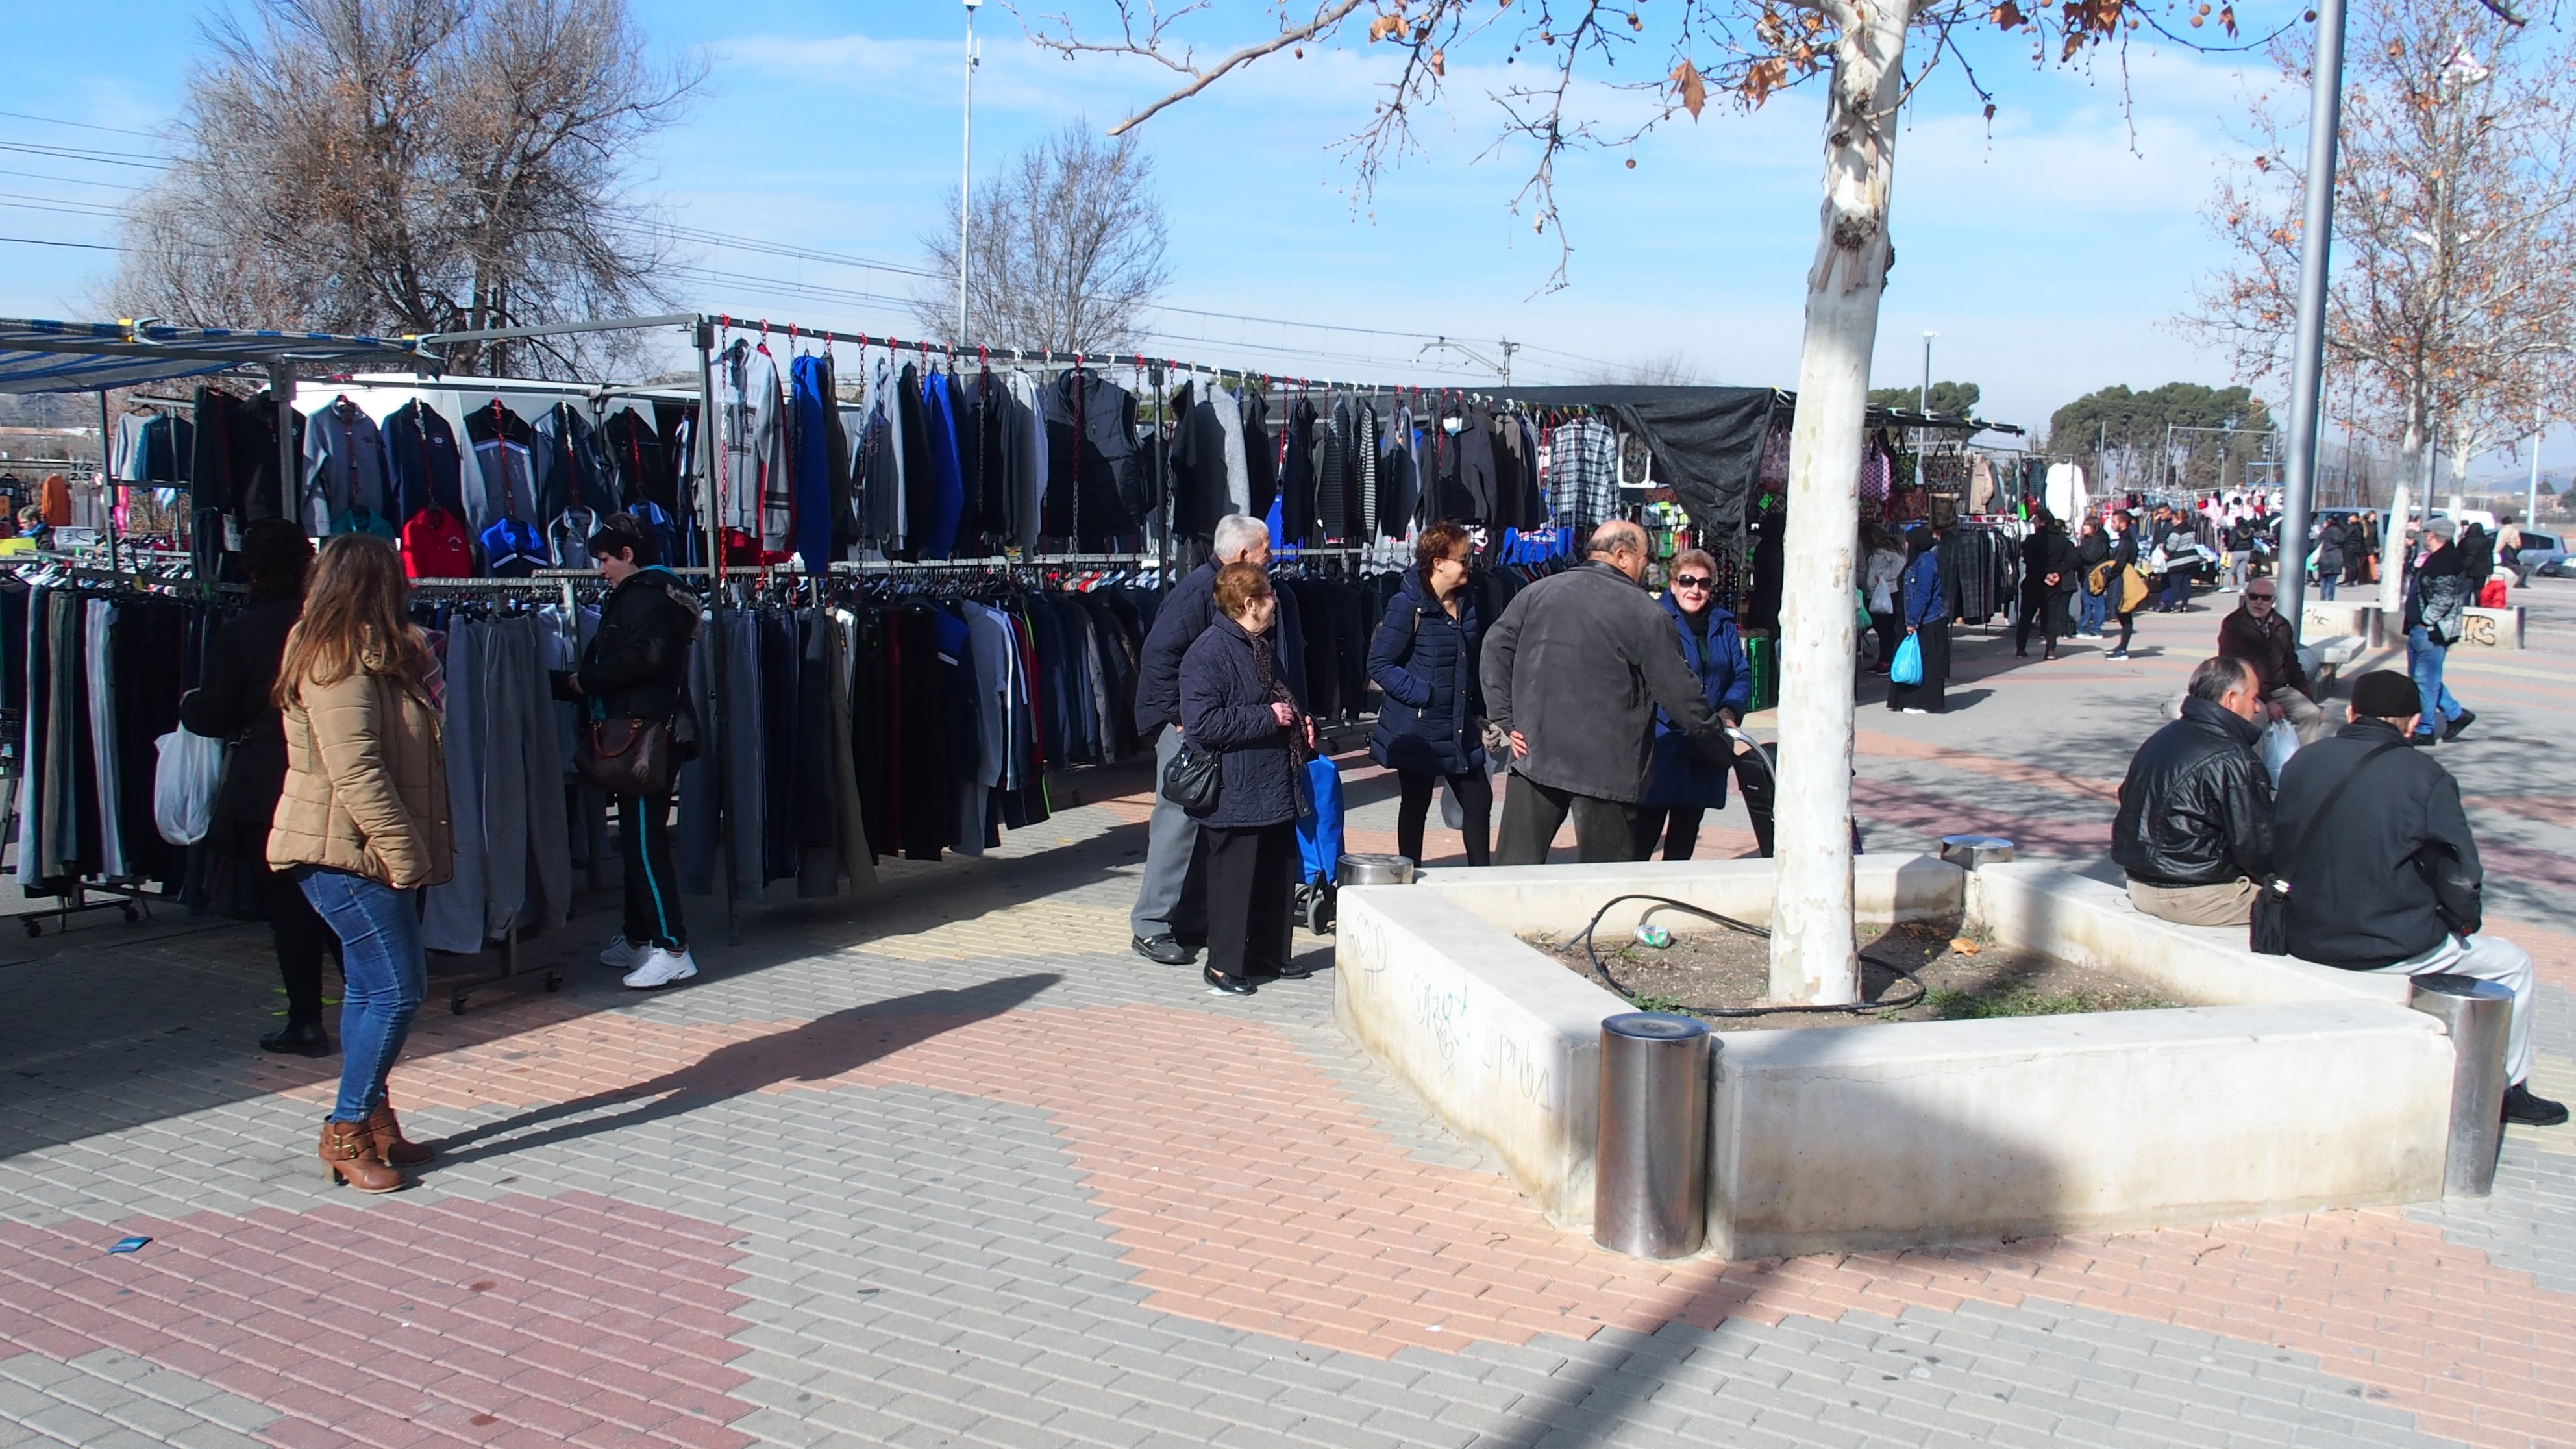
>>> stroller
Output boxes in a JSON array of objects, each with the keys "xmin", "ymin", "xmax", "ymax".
[{"xmin": 1293, "ymin": 756, "xmax": 1344, "ymax": 934}]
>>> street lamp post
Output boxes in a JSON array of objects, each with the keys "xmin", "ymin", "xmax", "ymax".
[
  {"xmin": 2274, "ymin": 0, "xmax": 2351, "ymax": 634},
  {"xmin": 1919, "ymin": 331, "xmax": 1938, "ymax": 475},
  {"xmin": 960, "ymin": 0, "xmax": 982, "ymax": 345}
]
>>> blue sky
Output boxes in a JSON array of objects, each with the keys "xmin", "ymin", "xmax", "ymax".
[{"xmin": 1, "ymin": 0, "xmax": 2557, "ymax": 476}]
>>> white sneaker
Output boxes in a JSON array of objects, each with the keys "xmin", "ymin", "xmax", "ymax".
[
  {"xmin": 621, "ymin": 947, "xmax": 699, "ymax": 989},
  {"xmin": 599, "ymin": 935, "xmax": 651, "ymax": 971}
]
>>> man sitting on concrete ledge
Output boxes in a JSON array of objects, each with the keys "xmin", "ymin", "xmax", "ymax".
[
  {"xmin": 2273, "ymin": 669, "xmax": 2566, "ymax": 1128},
  {"xmin": 2112, "ymin": 656, "xmax": 2274, "ymax": 927}
]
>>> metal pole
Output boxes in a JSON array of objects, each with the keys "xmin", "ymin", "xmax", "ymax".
[
  {"xmin": 269, "ymin": 362, "xmax": 298, "ymax": 533},
  {"xmin": 960, "ymin": 0, "xmax": 981, "ymax": 345},
  {"xmin": 96, "ymin": 390, "xmax": 119, "ymax": 582},
  {"xmin": 695, "ymin": 317, "xmax": 738, "ymax": 947},
  {"xmin": 2527, "ymin": 397, "xmax": 2544, "ymax": 534},
  {"xmin": 2274, "ymin": 0, "xmax": 2348, "ymax": 638}
]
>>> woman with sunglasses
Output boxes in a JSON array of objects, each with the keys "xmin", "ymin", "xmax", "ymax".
[{"xmin": 1636, "ymin": 549, "xmax": 1753, "ymax": 860}]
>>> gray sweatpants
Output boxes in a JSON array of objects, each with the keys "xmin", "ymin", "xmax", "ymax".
[
  {"xmin": 1130, "ymin": 726, "xmax": 1208, "ymax": 941},
  {"xmin": 2368, "ymin": 934, "xmax": 2536, "ymax": 1086}
]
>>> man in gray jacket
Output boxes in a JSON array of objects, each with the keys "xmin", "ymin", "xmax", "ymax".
[{"xmin": 1483, "ymin": 521, "xmax": 1733, "ymax": 863}]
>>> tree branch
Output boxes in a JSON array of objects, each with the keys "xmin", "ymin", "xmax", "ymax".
[{"xmin": 1017, "ymin": 0, "xmax": 1374, "ymax": 135}]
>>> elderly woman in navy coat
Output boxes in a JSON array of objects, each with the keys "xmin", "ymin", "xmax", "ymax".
[
  {"xmin": 1367, "ymin": 521, "xmax": 1489, "ymax": 867},
  {"xmin": 1636, "ymin": 549, "xmax": 1755, "ymax": 860},
  {"xmin": 1179, "ymin": 562, "xmax": 1315, "ymax": 996}
]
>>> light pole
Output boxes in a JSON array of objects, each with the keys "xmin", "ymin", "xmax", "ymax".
[
  {"xmin": 2273, "ymin": 0, "xmax": 2350, "ymax": 634},
  {"xmin": 1919, "ymin": 331, "xmax": 1938, "ymax": 474},
  {"xmin": 960, "ymin": 0, "xmax": 982, "ymax": 345},
  {"xmin": 2527, "ymin": 398, "xmax": 2544, "ymax": 528}
]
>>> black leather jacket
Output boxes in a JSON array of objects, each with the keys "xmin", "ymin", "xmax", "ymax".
[{"xmin": 2112, "ymin": 697, "xmax": 2275, "ymax": 887}]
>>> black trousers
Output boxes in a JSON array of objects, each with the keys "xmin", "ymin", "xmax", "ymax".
[
  {"xmin": 1496, "ymin": 776, "xmax": 1641, "ymax": 865},
  {"xmin": 1204, "ymin": 821, "xmax": 1295, "ymax": 980},
  {"xmin": 620, "ymin": 793, "xmax": 687, "ymax": 950},
  {"xmin": 2114, "ymin": 609, "xmax": 2137, "ymax": 652},
  {"xmin": 1394, "ymin": 767, "xmax": 1492, "ymax": 867},
  {"xmin": 1634, "ymin": 745, "xmax": 1781, "ymax": 861},
  {"xmin": 2015, "ymin": 588, "xmax": 2066, "ymax": 654},
  {"xmin": 1868, "ymin": 610, "xmax": 1903, "ymax": 671},
  {"xmin": 262, "ymin": 863, "xmax": 338, "ymax": 1027}
]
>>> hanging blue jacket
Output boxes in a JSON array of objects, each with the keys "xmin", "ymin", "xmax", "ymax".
[
  {"xmin": 1367, "ymin": 567, "xmax": 1485, "ymax": 778},
  {"xmin": 790, "ymin": 354, "xmax": 836, "ymax": 573},
  {"xmin": 1642, "ymin": 593, "xmax": 1752, "ymax": 810},
  {"xmin": 921, "ymin": 371, "xmax": 967, "ymax": 560}
]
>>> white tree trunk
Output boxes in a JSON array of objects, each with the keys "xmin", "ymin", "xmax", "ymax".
[
  {"xmin": 2379, "ymin": 392, "xmax": 2425, "ymax": 622},
  {"xmin": 1768, "ymin": 1, "xmax": 1911, "ymax": 1008}
]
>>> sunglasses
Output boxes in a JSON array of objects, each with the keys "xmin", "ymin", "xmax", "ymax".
[
  {"xmin": 1673, "ymin": 575, "xmax": 1712, "ymax": 589},
  {"xmin": 2247, "ymin": 591, "xmax": 2277, "ymax": 601}
]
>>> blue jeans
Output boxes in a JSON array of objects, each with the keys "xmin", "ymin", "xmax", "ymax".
[
  {"xmin": 298, "ymin": 867, "xmax": 425, "ymax": 1122},
  {"xmin": 2318, "ymin": 573, "xmax": 2338, "ymax": 601},
  {"xmin": 2405, "ymin": 625, "xmax": 2462, "ymax": 736},
  {"xmin": 2078, "ymin": 587, "xmax": 2109, "ymax": 634}
]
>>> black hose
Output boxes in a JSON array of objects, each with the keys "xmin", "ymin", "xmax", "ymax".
[{"xmin": 1576, "ymin": 892, "xmax": 1927, "ymax": 1019}]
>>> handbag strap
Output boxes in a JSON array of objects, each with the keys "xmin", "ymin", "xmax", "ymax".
[{"xmin": 2273, "ymin": 738, "xmax": 2404, "ymax": 889}]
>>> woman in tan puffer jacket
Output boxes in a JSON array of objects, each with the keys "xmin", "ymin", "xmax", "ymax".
[{"xmin": 269, "ymin": 534, "xmax": 453, "ymax": 1193}]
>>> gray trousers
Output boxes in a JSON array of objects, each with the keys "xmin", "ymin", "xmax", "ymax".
[
  {"xmin": 2369, "ymin": 934, "xmax": 2536, "ymax": 1085},
  {"xmin": 1130, "ymin": 726, "xmax": 1208, "ymax": 941}
]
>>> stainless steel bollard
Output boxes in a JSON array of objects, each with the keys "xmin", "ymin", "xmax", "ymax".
[
  {"xmin": 1938, "ymin": 834, "xmax": 2016, "ymax": 870},
  {"xmin": 1339, "ymin": 853, "xmax": 1416, "ymax": 886},
  {"xmin": 1593, "ymin": 1013, "xmax": 1712, "ymax": 1259},
  {"xmin": 2409, "ymin": 974, "xmax": 2512, "ymax": 1197}
]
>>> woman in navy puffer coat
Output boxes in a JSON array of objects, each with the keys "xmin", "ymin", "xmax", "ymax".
[
  {"xmin": 1637, "ymin": 549, "xmax": 1753, "ymax": 860},
  {"xmin": 1180, "ymin": 564, "xmax": 1315, "ymax": 995},
  {"xmin": 1367, "ymin": 521, "xmax": 1489, "ymax": 866}
]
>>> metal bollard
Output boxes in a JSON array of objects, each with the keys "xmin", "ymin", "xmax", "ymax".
[
  {"xmin": 2408, "ymin": 974, "xmax": 2512, "ymax": 1197},
  {"xmin": 1339, "ymin": 853, "xmax": 1416, "ymax": 886},
  {"xmin": 1593, "ymin": 1013, "xmax": 1711, "ymax": 1259},
  {"xmin": 1938, "ymin": 834, "xmax": 2016, "ymax": 870}
]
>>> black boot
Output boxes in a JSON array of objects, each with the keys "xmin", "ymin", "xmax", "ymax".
[
  {"xmin": 2504, "ymin": 1081, "xmax": 2568, "ymax": 1127},
  {"xmin": 260, "ymin": 1021, "xmax": 333, "ymax": 1057}
]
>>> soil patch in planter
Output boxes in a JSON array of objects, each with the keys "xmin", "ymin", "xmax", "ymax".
[{"xmin": 1526, "ymin": 918, "xmax": 2181, "ymax": 1032}]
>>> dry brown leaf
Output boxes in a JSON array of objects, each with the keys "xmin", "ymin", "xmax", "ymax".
[
  {"xmin": 1949, "ymin": 937, "xmax": 1982, "ymax": 956},
  {"xmin": 1672, "ymin": 58, "xmax": 1708, "ymax": 118}
]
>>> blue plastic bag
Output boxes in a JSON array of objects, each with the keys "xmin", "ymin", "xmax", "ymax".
[{"xmin": 1890, "ymin": 633, "xmax": 1924, "ymax": 686}]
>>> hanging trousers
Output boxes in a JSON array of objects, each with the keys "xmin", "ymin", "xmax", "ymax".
[
  {"xmin": 619, "ymin": 793, "xmax": 687, "ymax": 950},
  {"xmin": 1496, "ymin": 776, "xmax": 1641, "ymax": 865},
  {"xmin": 1202, "ymin": 821, "xmax": 1294, "ymax": 980},
  {"xmin": 1394, "ymin": 767, "xmax": 1491, "ymax": 867}
]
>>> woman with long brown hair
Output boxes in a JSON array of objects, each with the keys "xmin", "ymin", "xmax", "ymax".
[{"xmin": 269, "ymin": 534, "xmax": 453, "ymax": 1192}]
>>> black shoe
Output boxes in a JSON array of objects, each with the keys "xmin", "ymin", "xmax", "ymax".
[
  {"xmin": 1133, "ymin": 934, "xmax": 1197, "ymax": 966},
  {"xmin": 2407, "ymin": 732, "xmax": 2438, "ymax": 747},
  {"xmin": 1260, "ymin": 958, "xmax": 1317, "ymax": 981},
  {"xmin": 2443, "ymin": 710, "xmax": 2477, "ymax": 743},
  {"xmin": 259, "ymin": 1021, "xmax": 332, "ymax": 1057},
  {"xmin": 1202, "ymin": 965, "xmax": 1257, "ymax": 997},
  {"xmin": 2505, "ymin": 1082, "xmax": 2568, "ymax": 1127},
  {"xmin": 2014, "ymin": 649, "xmax": 2028, "ymax": 658}
]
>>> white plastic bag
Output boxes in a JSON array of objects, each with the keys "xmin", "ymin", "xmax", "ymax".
[
  {"xmin": 2260, "ymin": 717, "xmax": 2299, "ymax": 789},
  {"xmin": 154, "ymin": 728, "xmax": 226, "ymax": 846}
]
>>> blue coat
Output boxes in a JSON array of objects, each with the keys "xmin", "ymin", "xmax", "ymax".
[
  {"xmin": 1178, "ymin": 615, "xmax": 1306, "ymax": 829},
  {"xmin": 1642, "ymin": 594, "xmax": 1752, "ymax": 810},
  {"xmin": 1367, "ymin": 567, "xmax": 1485, "ymax": 778},
  {"xmin": 1903, "ymin": 547, "xmax": 1948, "ymax": 627}
]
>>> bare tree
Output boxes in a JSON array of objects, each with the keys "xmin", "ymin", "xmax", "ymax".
[
  {"xmin": 2183, "ymin": 0, "xmax": 2576, "ymax": 612},
  {"xmin": 915, "ymin": 123, "xmax": 1172, "ymax": 355},
  {"xmin": 1587, "ymin": 350, "xmax": 1708, "ymax": 386},
  {"xmin": 1015, "ymin": 0, "xmax": 2167, "ymax": 1004},
  {"xmin": 107, "ymin": 0, "xmax": 704, "ymax": 377}
]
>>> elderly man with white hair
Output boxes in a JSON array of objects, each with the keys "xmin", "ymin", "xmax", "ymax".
[
  {"xmin": 1130, "ymin": 514, "xmax": 1280, "ymax": 965},
  {"xmin": 1481, "ymin": 520, "xmax": 1735, "ymax": 865}
]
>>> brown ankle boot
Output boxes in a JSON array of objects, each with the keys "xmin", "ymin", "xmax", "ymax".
[
  {"xmin": 318, "ymin": 1119, "xmax": 402, "ymax": 1193},
  {"xmin": 363, "ymin": 1101, "xmax": 434, "ymax": 1167}
]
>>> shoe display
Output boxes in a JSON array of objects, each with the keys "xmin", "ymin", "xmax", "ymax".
[
  {"xmin": 1203, "ymin": 965, "xmax": 1257, "ymax": 997},
  {"xmin": 1132, "ymin": 934, "xmax": 1197, "ymax": 966},
  {"xmin": 258, "ymin": 1021, "xmax": 333, "ymax": 1057},
  {"xmin": 2443, "ymin": 710, "xmax": 2477, "ymax": 742},
  {"xmin": 2504, "ymin": 1081, "xmax": 2570, "ymax": 1128},
  {"xmin": 622, "ymin": 947, "xmax": 699, "ymax": 989},
  {"xmin": 317, "ymin": 1119, "xmax": 402, "ymax": 1193},
  {"xmin": 599, "ymin": 935, "xmax": 651, "ymax": 971}
]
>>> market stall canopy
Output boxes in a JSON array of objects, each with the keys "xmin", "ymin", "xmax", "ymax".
[
  {"xmin": 1492, "ymin": 384, "xmax": 2020, "ymax": 543},
  {"xmin": 0, "ymin": 317, "xmax": 433, "ymax": 395}
]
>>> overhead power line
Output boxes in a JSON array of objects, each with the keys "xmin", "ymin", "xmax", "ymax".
[{"xmin": 0, "ymin": 108, "xmax": 168, "ymax": 140}]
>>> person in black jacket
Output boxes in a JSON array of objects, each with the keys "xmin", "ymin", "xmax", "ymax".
[
  {"xmin": 179, "ymin": 521, "xmax": 336, "ymax": 1055},
  {"xmin": 552, "ymin": 513, "xmax": 702, "ymax": 990},
  {"xmin": 1129, "ymin": 514, "xmax": 1274, "ymax": 965},
  {"xmin": 2403, "ymin": 518, "xmax": 2475, "ymax": 745},
  {"xmin": 2073, "ymin": 517, "xmax": 2112, "ymax": 638},
  {"xmin": 1367, "ymin": 521, "xmax": 1489, "ymax": 867},
  {"xmin": 1179, "ymin": 563, "xmax": 1315, "ymax": 996},
  {"xmin": 2014, "ymin": 509, "xmax": 2077, "ymax": 660},
  {"xmin": 2273, "ymin": 669, "xmax": 2562, "ymax": 1126},
  {"xmin": 2111, "ymin": 656, "xmax": 2274, "ymax": 926}
]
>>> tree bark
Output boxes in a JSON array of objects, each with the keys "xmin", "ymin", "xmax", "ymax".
[
  {"xmin": 1769, "ymin": 1, "xmax": 1909, "ymax": 1008},
  {"xmin": 2381, "ymin": 391, "xmax": 2425, "ymax": 621}
]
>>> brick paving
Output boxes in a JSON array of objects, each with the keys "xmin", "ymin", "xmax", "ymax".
[{"xmin": 2, "ymin": 580, "xmax": 2572, "ymax": 1448}]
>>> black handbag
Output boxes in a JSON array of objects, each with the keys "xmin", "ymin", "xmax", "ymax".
[
  {"xmin": 1163, "ymin": 734, "xmax": 1222, "ymax": 815},
  {"xmin": 2251, "ymin": 739, "xmax": 2401, "ymax": 955}
]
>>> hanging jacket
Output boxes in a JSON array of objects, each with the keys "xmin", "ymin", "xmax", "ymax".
[
  {"xmin": 1367, "ymin": 567, "xmax": 1485, "ymax": 778},
  {"xmin": 384, "ymin": 399, "xmax": 464, "ymax": 524},
  {"xmin": 1642, "ymin": 594, "xmax": 1752, "ymax": 810},
  {"xmin": 601, "ymin": 406, "xmax": 668, "ymax": 510}
]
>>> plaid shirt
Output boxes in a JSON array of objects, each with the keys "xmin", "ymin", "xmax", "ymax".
[{"xmin": 1548, "ymin": 417, "xmax": 1620, "ymax": 534}]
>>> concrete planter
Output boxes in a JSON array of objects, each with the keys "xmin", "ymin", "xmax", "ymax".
[{"xmin": 1334, "ymin": 856, "xmax": 2453, "ymax": 1258}]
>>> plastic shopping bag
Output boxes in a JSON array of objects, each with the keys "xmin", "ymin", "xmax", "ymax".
[
  {"xmin": 1889, "ymin": 633, "xmax": 1924, "ymax": 686},
  {"xmin": 153, "ymin": 728, "xmax": 226, "ymax": 846},
  {"xmin": 2260, "ymin": 717, "xmax": 2299, "ymax": 789}
]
